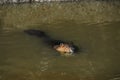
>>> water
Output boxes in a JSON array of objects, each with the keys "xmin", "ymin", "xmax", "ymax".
[
  {"xmin": 0, "ymin": 22, "xmax": 120, "ymax": 80},
  {"xmin": 0, "ymin": 1, "xmax": 120, "ymax": 80}
]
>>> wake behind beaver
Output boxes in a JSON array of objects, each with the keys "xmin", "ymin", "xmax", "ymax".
[{"xmin": 24, "ymin": 29, "xmax": 79, "ymax": 55}]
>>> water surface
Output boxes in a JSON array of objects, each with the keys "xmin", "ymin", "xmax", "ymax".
[
  {"xmin": 0, "ymin": 0, "xmax": 120, "ymax": 80},
  {"xmin": 0, "ymin": 22, "xmax": 120, "ymax": 80}
]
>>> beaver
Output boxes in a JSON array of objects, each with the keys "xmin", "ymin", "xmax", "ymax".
[{"xmin": 24, "ymin": 29, "xmax": 79, "ymax": 55}]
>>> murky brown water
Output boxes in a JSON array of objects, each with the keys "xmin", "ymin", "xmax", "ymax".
[
  {"xmin": 0, "ymin": 2, "xmax": 120, "ymax": 80},
  {"xmin": 0, "ymin": 22, "xmax": 120, "ymax": 80}
]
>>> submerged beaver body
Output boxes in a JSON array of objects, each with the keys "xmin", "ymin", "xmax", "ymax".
[{"xmin": 24, "ymin": 29, "xmax": 79, "ymax": 55}]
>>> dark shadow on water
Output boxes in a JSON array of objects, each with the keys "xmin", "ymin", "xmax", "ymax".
[{"xmin": 24, "ymin": 29, "xmax": 80, "ymax": 54}]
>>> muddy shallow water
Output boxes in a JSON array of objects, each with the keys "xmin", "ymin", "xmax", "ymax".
[
  {"xmin": 0, "ymin": 2, "xmax": 120, "ymax": 80},
  {"xmin": 0, "ymin": 0, "xmax": 120, "ymax": 80}
]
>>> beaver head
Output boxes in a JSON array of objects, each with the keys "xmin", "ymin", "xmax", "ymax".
[{"xmin": 53, "ymin": 43, "xmax": 75, "ymax": 55}]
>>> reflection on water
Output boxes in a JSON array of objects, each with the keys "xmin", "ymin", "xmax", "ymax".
[{"xmin": 0, "ymin": 21, "xmax": 120, "ymax": 80}]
